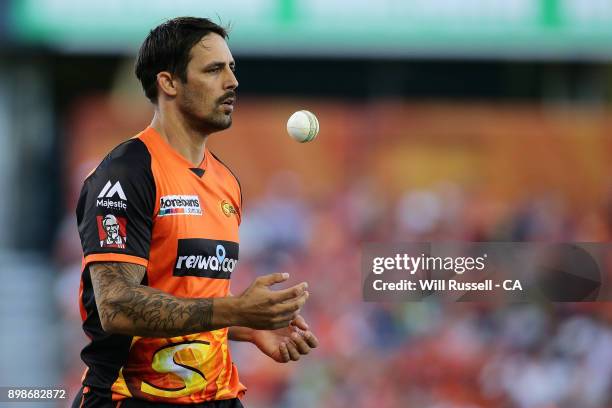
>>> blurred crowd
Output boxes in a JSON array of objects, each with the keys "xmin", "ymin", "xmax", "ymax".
[{"xmin": 53, "ymin": 168, "xmax": 612, "ymax": 408}]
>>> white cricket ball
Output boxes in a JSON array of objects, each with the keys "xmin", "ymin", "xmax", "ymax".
[{"xmin": 286, "ymin": 110, "xmax": 319, "ymax": 143}]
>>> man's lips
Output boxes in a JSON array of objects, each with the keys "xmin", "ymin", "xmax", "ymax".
[
  {"xmin": 220, "ymin": 100, "xmax": 234, "ymax": 112},
  {"xmin": 219, "ymin": 92, "xmax": 236, "ymax": 105},
  {"xmin": 219, "ymin": 96, "xmax": 235, "ymax": 112}
]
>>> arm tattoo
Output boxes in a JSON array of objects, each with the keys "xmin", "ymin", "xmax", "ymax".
[{"xmin": 90, "ymin": 262, "xmax": 214, "ymax": 337}]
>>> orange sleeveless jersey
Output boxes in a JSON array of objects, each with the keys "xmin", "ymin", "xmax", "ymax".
[{"xmin": 76, "ymin": 127, "xmax": 246, "ymax": 404}]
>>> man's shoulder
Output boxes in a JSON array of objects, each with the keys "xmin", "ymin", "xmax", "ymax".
[
  {"xmin": 100, "ymin": 137, "xmax": 152, "ymax": 170},
  {"xmin": 77, "ymin": 136, "xmax": 156, "ymax": 216},
  {"xmin": 85, "ymin": 137, "xmax": 153, "ymax": 182}
]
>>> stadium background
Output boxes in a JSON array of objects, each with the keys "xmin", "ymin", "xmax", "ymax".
[{"xmin": 0, "ymin": 0, "xmax": 611, "ymax": 407}]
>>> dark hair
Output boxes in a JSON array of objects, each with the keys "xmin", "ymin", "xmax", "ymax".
[{"xmin": 135, "ymin": 17, "xmax": 228, "ymax": 103}]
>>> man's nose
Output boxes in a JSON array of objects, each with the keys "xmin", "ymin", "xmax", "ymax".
[{"xmin": 224, "ymin": 68, "xmax": 238, "ymax": 90}]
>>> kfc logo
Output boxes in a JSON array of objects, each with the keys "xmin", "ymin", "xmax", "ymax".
[{"xmin": 97, "ymin": 214, "xmax": 127, "ymax": 249}]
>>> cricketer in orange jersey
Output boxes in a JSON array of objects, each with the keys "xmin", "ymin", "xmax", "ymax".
[{"xmin": 72, "ymin": 17, "xmax": 318, "ymax": 408}]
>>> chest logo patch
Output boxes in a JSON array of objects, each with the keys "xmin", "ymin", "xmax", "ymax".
[
  {"xmin": 220, "ymin": 200, "xmax": 237, "ymax": 217},
  {"xmin": 174, "ymin": 239, "xmax": 239, "ymax": 279},
  {"xmin": 159, "ymin": 195, "xmax": 203, "ymax": 217}
]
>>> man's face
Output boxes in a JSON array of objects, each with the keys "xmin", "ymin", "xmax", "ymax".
[
  {"xmin": 105, "ymin": 220, "xmax": 119, "ymax": 238},
  {"xmin": 176, "ymin": 33, "xmax": 238, "ymax": 133}
]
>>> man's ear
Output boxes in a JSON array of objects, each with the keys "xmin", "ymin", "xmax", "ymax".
[{"xmin": 157, "ymin": 71, "xmax": 178, "ymax": 97}]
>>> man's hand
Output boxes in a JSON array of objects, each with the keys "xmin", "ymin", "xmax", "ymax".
[
  {"xmin": 231, "ymin": 273, "xmax": 309, "ymax": 330},
  {"xmin": 251, "ymin": 315, "xmax": 319, "ymax": 363}
]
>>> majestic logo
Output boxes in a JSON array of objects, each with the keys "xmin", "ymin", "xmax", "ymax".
[
  {"xmin": 97, "ymin": 181, "xmax": 127, "ymax": 210},
  {"xmin": 98, "ymin": 181, "xmax": 127, "ymax": 200},
  {"xmin": 159, "ymin": 195, "xmax": 202, "ymax": 217},
  {"xmin": 220, "ymin": 200, "xmax": 237, "ymax": 217},
  {"xmin": 174, "ymin": 239, "xmax": 239, "ymax": 279},
  {"xmin": 96, "ymin": 214, "xmax": 127, "ymax": 249}
]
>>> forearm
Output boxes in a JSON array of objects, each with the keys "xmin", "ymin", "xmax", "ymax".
[
  {"xmin": 100, "ymin": 285, "xmax": 237, "ymax": 337},
  {"xmin": 90, "ymin": 262, "xmax": 238, "ymax": 337},
  {"xmin": 92, "ymin": 264, "xmax": 306, "ymax": 337},
  {"xmin": 228, "ymin": 326, "xmax": 255, "ymax": 342}
]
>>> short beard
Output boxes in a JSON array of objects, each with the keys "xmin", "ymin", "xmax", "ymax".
[
  {"xmin": 180, "ymin": 105, "xmax": 232, "ymax": 136},
  {"xmin": 203, "ymin": 111, "xmax": 233, "ymax": 132},
  {"xmin": 178, "ymin": 91, "xmax": 233, "ymax": 136}
]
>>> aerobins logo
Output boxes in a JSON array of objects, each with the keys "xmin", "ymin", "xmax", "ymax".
[
  {"xmin": 159, "ymin": 195, "xmax": 202, "ymax": 217},
  {"xmin": 173, "ymin": 239, "xmax": 239, "ymax": 279}
]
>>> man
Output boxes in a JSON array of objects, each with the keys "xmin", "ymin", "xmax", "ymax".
[
  {"xmin": 100, "ymin": 214, "xmax": 125, "ymax": 248},
  {"xmin": 73, "ymin": 17, "xmax": 318, "ymax": 408}
]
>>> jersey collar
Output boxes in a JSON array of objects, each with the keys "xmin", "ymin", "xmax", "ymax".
[{"xmin": 145, "ymin": 126, "xmax": 208, "ymax": 171}]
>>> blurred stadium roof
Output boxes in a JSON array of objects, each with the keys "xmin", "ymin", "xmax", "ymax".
[{"xmin": 4, "ymin": 0, "xmax": 612, "ymax": 59}]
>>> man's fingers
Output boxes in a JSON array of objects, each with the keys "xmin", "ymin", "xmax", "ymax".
[
  {"xmin": 286, "ymin": 341, "xmax": 301, "ymax": 361},
  {"xmin": 275, "ymin": 291, "xmax": 308, "ymax": 315},
  {"xmin": 256, "ymin": 272, "xmax": 289, "ymax": 287},
  {"xmin": 279, "ymin": 342, "xmax": 290, "ymax": 363},
  {"xmin": 272, "ymin": 283, "xmax": 308, "ymax": 303},
  {"xmin": 290, "ymin": 332, "xmax": 311, "ymax": 355},
  {"xmin": 271, "ymin": 313, "xmax": 297, "ymax": 328},
  {"xmin": 291, "ymin": 314, "xmax": 309, "ymax": 331},
  {"xmin": 302, "ymin": 331, "xmax": 319, "ymax": 348},
  {"xmin": 295, "ymin": 328, "xmax": 319, "ymax": 348}
]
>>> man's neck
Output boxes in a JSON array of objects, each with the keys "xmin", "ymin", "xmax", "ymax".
[{"xmin": 150, "ymin": 109, "xmax": 208, "ymax": 167}]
